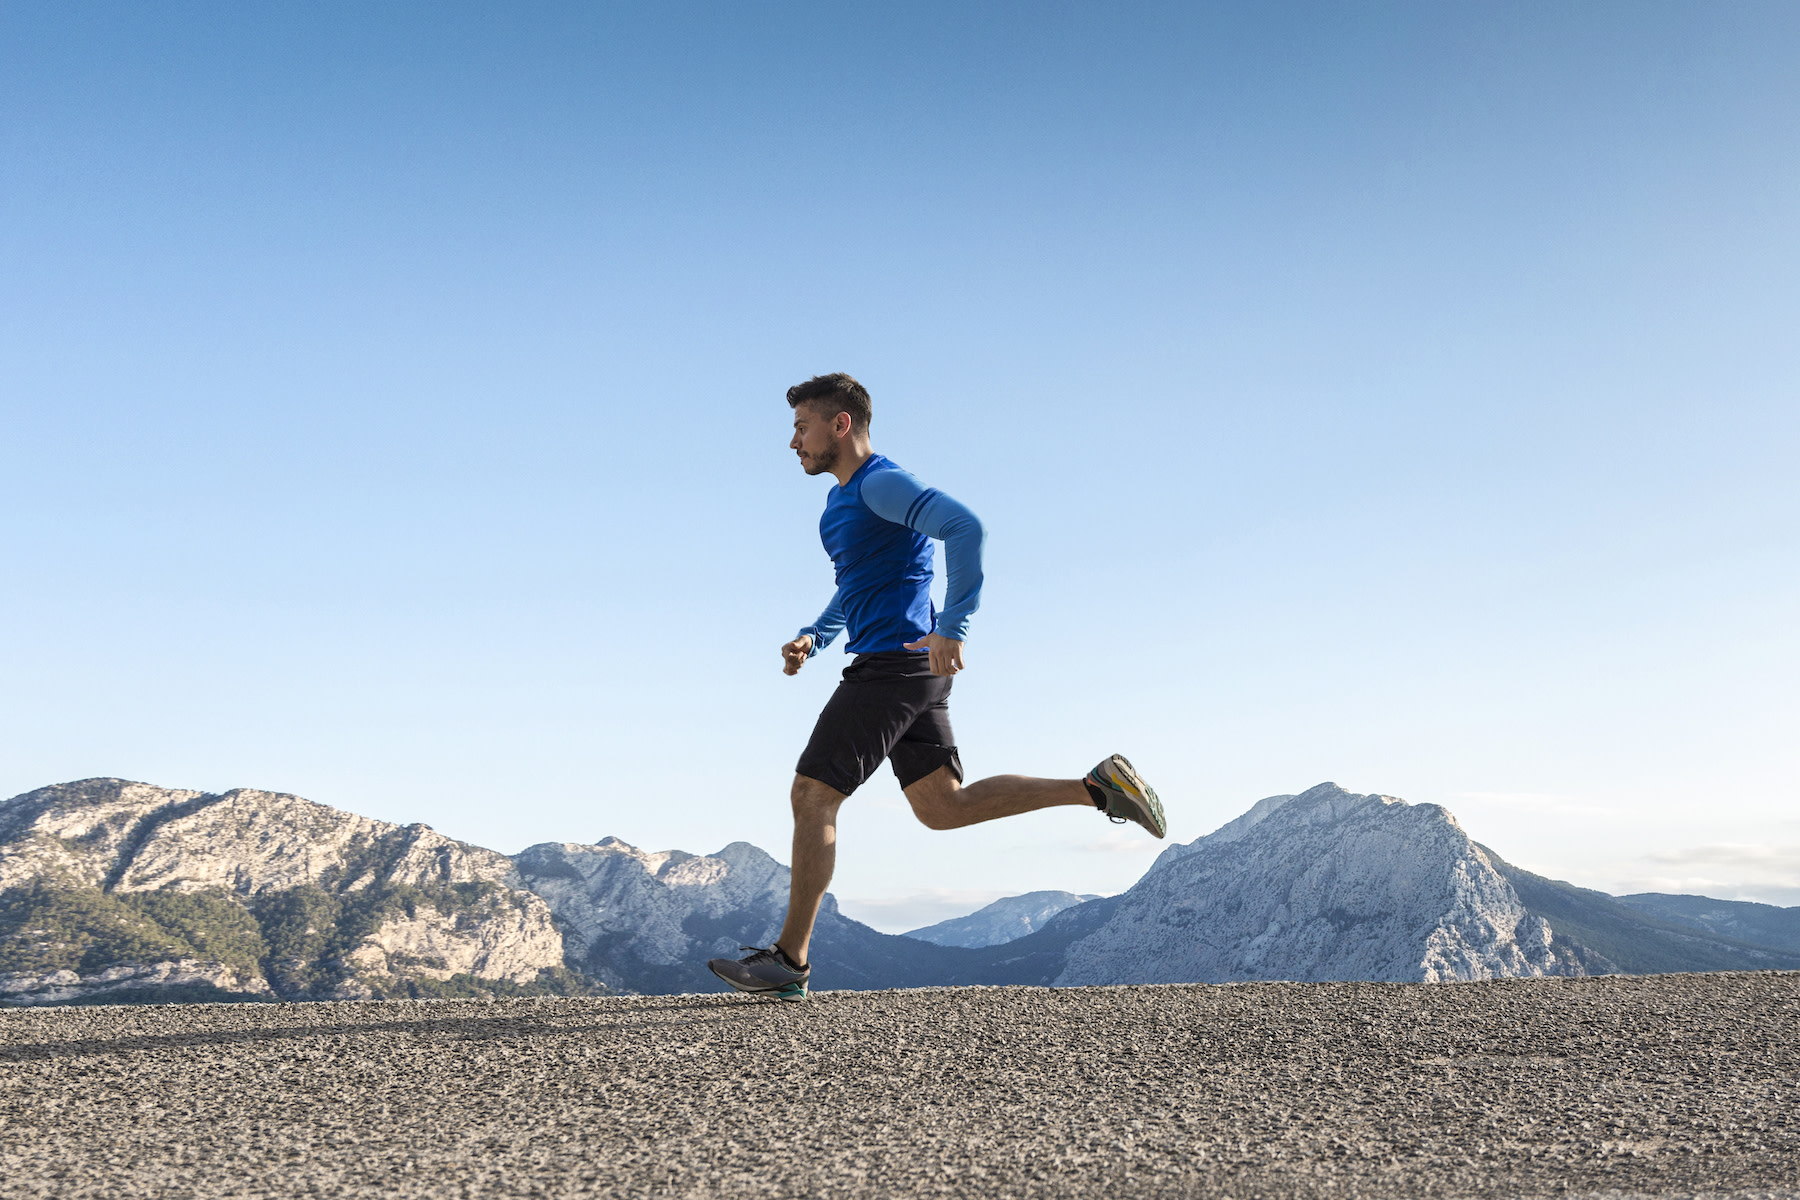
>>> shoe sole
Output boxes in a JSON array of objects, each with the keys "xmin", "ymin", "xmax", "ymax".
[
  {"xmin": 708, "ymin": 961, "xmax": 810, "ymax": 1001},
  {"xmin": 1101, "ymin": 754, "xmax": 1166, "ymax": 838}
]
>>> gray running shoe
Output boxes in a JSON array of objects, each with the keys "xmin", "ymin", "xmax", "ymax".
[
  {"xmin": 1085, "ymin": 754, "xmax": 1166, "ymax": 838},
  {"xmin": 707, "ymin": 945, "xmax": 810, "ymax": 1001}
]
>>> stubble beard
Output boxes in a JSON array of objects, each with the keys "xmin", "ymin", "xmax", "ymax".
[{"xmin": 801, "ymin": 443, "xmax": 840, "ymax": 476}]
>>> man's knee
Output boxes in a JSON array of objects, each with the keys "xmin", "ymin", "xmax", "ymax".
[
  {"xmin": 904, "ymin": 767, "xmax": 962, "ymax": 831},
  {"xmin": 911, "ymin": 801, "xmax": 960, "ymax": 831},
  {"xmin": 791, "ymin": 774, "xmax": 845, "ymax": 818}
]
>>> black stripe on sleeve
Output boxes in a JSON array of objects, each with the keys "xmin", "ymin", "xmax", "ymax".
[{"xmin": 904, "ymin": 487, "xmax": 940, "ymax": 530}]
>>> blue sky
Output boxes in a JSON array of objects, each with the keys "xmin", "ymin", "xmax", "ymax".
[{"xmin": 4, "ymin": 2, "xmax": 1796, "ymax": 929}]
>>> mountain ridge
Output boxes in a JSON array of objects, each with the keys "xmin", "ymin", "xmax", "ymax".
[
  {"xmin": 0, "ymin": 778, "xmax": 578, "ymax": 1005},
  {"xmin": 1056, "ymin": 782, "xmax": 1584, "ymax": 985},
  {"xmin": 4, "ymin": 777, "xmax": 1795, "ymax": 1006},
  {"xmin": 901, "ymin": 890, "xmax": 1102, "ymax": 948}
]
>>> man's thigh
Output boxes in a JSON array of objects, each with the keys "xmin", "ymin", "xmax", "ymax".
[
  {"xmin": 888, "ymin": 696, "xmax": 962, "ymax": 790},
  {"xmin": 900, "ymin": 762, "xmax": 960, "ymax": 810},
  {"xmin": 794, "ymin": 653, "xmax": 947, "ymax": 797}
]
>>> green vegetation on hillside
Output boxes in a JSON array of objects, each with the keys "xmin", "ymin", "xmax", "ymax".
[
  {"xmin": 1616, "ymin": 893, "xmax": 1800, "ymax": 953},
  {"xmin": 0, "ymin": 883, "xmax": 265, "ymax": 978},
  {"xmin": 127, "ymin": 890, "xmax": 269, "ymax": 975},
  {"xmin": 0, "ymin": 868, "xmax": 598, "ymax": 1005},
  {"xmin": 254, "ymin": 879, "xmax": 530, "ymax": 997},
  {"xmin": 1479, "ymin": 850, "xmax": 1800, "ymax": 974}
]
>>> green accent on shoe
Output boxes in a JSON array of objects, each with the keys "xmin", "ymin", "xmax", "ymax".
[
  {"xmin": 773, "ymin": 981, "xmax": 808, "ymax": 1002},
  {"xmin": 1085, "ymin": 753, "xmax": 1167, "ymax": 838},
  {"xmin": 707, "ymin": 945, "xmax": 813, "ymax": 996}
]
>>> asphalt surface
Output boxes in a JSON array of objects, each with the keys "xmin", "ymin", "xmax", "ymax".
[{"xmin": 0, "ymin": 973, "xmax": 1795, "ymax": 1199}]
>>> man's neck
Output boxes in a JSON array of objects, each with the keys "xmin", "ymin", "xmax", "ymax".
[{"xmin": 832, "ymin": 444, "xmax": 874, "ymax": 487}]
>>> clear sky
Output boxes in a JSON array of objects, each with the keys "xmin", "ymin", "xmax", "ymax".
[{"xmin": 4, "ymin": 2, "xmax": 1796, "ymax": 930}]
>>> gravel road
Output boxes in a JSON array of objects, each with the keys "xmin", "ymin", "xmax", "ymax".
[{"xmin": 1, "ymin": 973, "xmax": 1795, "ymax": 1198}]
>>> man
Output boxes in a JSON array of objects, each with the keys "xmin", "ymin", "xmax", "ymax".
[{"xmin": 707, "ymin": 373, "xmax": 1165, "ymax": 1001}]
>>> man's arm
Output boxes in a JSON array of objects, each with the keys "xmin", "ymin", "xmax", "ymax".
[
  {"xmin": 784, "ymin": 588, "xmax": 846, "ymax": 674},
  {"xmin": 861, "ymin": 468, "xmax": 986, "ymax": 674}
]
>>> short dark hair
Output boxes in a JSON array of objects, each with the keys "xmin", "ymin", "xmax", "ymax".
[{"xmin": 786, "ymin": 373, "xmax": 871, "ymax": 434}]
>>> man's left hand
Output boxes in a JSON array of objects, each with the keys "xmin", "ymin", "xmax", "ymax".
[{"xmin": 902, "ymin": 632, "xmax": 965, "ymax": 677}]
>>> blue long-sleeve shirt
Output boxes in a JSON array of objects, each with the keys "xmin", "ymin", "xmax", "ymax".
[{"xmin": 797, "ymin": 454, "xmax": 986, "ymax": 656}]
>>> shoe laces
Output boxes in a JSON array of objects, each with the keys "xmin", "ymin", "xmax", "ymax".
[{"xmin": 739, "ymin": 945, "xmax": 809, "ymax": 974}]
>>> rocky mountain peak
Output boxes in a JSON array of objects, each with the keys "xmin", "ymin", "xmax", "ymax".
[
  {"xmin": 1059, "ymin": 780, "xmax": 1574, "ymax": 986},
  {"xmin": 512, "ymin": 835, "xmax": 799, "ymax": 993},
  {"xmin": 0, "ymin": 778, "xmax": 567, "ymax": 1005}
]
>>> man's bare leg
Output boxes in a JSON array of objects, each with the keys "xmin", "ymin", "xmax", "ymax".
[
  {"xmin": 902, "ymin": 764, "xmax": 1090, "ymax": 830},
  {"xmin": 777, "ymin": 774, "xmax": 846, "ymax": 966}
]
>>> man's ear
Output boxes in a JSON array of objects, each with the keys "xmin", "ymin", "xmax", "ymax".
[{"xmin": 833, "ymin": 411, "xmax": 853, "ymax": 438}]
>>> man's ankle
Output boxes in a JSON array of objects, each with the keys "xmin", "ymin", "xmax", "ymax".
[{"xmin": 774, "ymin": 943, "xmax": 809, "ymax": 971}]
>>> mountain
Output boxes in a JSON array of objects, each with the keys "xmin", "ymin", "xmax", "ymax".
[
  {"xmin": 511, "ymin": 837, "xmax": 1090, "ymax": 993},
  {"xmin": 1615, "ymin": 892, "xmax": 1800, "ymax": 953},
  {"xmin": 902, "ymin": 891, "xmax": 1102, "ymax": 948},
  {"xmin": 1057, "ymin": 782, "xmax": 1590, "ymax": 985},
  {"xmin": 513, "ymin": 837, "xmax": 792, "ymax": 995},
  {"xmin": 0, "ymin": 779, "xmax": 1095, "ymax": 1004},
  {"xmin": 6, "ymin": 777, "xmax": 1797, "ymax": 1006},
  {"xmin": 0, "ymin": 779, "xmax": 581, "ymax": 1005},
  {"xmin": 1049, "ymin": 783, "xmax": 1800, "ymax": 986},
  {"xmin": 1482, "ymin": 860, "xmax": 1800, "ymax": 974},
  {"xmin": 515, "ymin": 784, "xmax": 1800, "ymax": 995}
]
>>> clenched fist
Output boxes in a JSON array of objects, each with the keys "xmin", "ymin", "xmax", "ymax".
[{"xmin": 781, "ymin": 634, "xmax": 814, "ymax": 676}]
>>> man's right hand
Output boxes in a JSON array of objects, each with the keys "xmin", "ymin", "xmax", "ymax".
[{"xmin": 781, "ymin": 635, "xmax": 813, "ymax": 676}]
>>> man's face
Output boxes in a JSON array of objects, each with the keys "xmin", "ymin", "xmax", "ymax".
[{"xmin": 790, "ymin": 405, "xmax": 843, "ymax": 476}]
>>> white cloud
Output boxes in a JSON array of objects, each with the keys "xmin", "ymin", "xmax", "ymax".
[
  {"xmin": 1606, "ymin": 842, "xmax": 1800, "ymax": 907},
  {"xmin": 1644, "ymin": 843, "xmax": 1800, "ymax": 872}
]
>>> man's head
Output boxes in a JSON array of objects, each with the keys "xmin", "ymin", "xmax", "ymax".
[{"xmin": 787, "ymin": 372, "xmax": 872, "ymax": 477}]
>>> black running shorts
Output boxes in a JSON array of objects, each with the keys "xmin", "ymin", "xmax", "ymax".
[{"xmin": 795, "ymin": 650, "xmax": 964, "ymax": 797}]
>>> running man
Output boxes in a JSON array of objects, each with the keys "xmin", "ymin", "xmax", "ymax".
[{"xmin": 707, "ymin": 373, "xmax": 1165, "ymax": 1000}]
